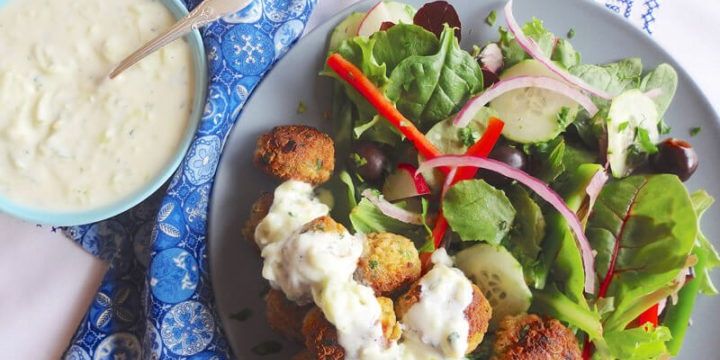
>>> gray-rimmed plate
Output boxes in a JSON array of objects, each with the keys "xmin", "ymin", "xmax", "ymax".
[{"xmin": 209, "ymin": 0, "xmax": 720, "ymax": 358}]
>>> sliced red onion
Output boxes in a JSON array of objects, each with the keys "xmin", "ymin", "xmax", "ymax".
[
  {"xmin": 644, "ymin": 88, "xmax": 663, "ymax": 99},
  {"xmin": 585, "ymin": 169, "xmax": 608, "ymax": 215},
  {"xmin": 361, "ymin": 189, "xmax": 424, "ymax": 225},
  {"xmin": 504, "ymin": 0, "xmax": 612, "ymax": 100},
  {"xmin": 441, "ymin": 167, "xmax": 458, "ymax": 199},
  {"xmin": 453, "ymin": 76, "xmax": 599, "ymax": 128},
  {"xmin": 479, "ymin": 43, "xmax": 503, "ymax": 74},
  {"xmin": 418, "ymin": 155, "xmax": 597, "ymax": 293}
]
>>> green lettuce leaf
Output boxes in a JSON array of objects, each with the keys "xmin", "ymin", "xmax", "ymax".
[
  {"xmin": 505, "ymin": 184, "xmax": 545, "ymax": 267},
  {"xmin": 604, "ymin": 324, "xmax": 672, "ymax": 360},
  {"xmin": 443, "ymin": 179, "xmax": 515, "ymax": 244},
  {"xmin": 349, "ymin": 191, "xmax": 430, "ymax": 243},
  {"xmin": 570, "ymin": 58, "xmax": 643, "ymax": 100},
  {"xmin": 640, "ymin": 63, "xmax": 678, "ymax": 119},
  {"xmin": 323, "ymin": 170, "xmax": 357, "ymax": 228},
  {"xmin": 386, "ymin": 25, "xmax": 484, "ymax": 128},
  {"xmin": 499, "ymin": 18, "xmax": 559, "ymax": 68},
  {"xmin": 587, "ymin": 175, "xmax": 697, "ymax": 332},
  {"xmin": 371, "ymin": 24, "xmax": 439, "ymax": 73},
  {"xmin": 531, "ymin": 283, "xmax": 603, "ymax": 340},
  {"xmin": 662, "ymin": 190, "xmax": 716, "ymax": 355}
]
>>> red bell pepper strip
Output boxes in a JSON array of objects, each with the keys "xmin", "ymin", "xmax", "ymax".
[
  {"xmin": 326, "ymin": 53, "xmax": 443, "ymax": 163},
  {"xmin": 633, "ymin": 304, "xmax": 659, "ymax": 328}
]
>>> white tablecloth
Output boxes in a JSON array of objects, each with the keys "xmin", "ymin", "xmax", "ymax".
[{"xmin": 0, "ymin": 0, "xmax": 718, "ymax": 357}]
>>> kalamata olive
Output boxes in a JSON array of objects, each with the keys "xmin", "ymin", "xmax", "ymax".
[
  {"xmin": 477, "ymin": 144, "xmax": 527, "ymax": 186},
  {"xmin": 650, "ymin": 138, "xmax": 698, "ymax": 182},
  {"xmin": 351, "ymin": 141, "xmax": 388, "ymax": 183}
]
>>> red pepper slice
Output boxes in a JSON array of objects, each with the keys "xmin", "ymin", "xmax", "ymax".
[
  {"xmin": 633, "ymin": 303, "xmax": 659, "ymax": 328},
  {"xmin": 326, "ymin": 53, "xmax": 443, "ymax": 162}
]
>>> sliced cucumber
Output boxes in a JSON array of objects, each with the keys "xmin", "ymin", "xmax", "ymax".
[
  {"xmin": 490, "ymin": 59, "xmax": 579, "ymax": 143},
  {"xmin": 606, "ymin": 89, "xmax": 659, "ymax": 178},
  {"xmin": 419, "ymin": 107, "xmax": 498, "ymax": 189},
  {"xmin": 328, "ymin": 12, "xmax": 366, "ymax": 52},
  {"xmin": 455, "ymin": 244, "xmax": 532, "ymax": 328}
]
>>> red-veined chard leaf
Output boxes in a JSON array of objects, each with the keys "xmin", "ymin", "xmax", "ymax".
[
  {"xmin": 413, "ymin": 0, "xmax": 461, "ymax": 41},
  {"xmin": 587, "ymin": 174, "xmax": 697, "ymax": 332}
]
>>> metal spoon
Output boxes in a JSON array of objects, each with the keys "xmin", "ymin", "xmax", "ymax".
[{"xmin": 109, "ymin": 0, "xmax": 252, "ymax": 79}]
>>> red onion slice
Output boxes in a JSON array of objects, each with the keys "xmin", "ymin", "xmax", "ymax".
[
  {"xmin": 361, "ymin": 189, "xmax": 424, "ymax": 225},
  {"xmin": 417, "ymin": 155, "xmax": 597, "ymax": 294},
  {"xmin": 480, "ymin": 43, "xmax": 504, "ymax": 74},
  {"xmin": 453, "ymin": 76, "xmax": 599, "ymax": 128},
  {"xmin": 644, "ymin": 88, "xmax": 663, "ymax": 99},
  {"xmin": 504, "ymin": 0, "xmax": 612, "ymax": 100},
  {"xmin": 585, "ymin": 169, "xmax": 608, "ymax": 214}
]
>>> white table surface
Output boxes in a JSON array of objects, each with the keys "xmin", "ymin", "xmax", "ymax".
[{"xmin": 0, "ymin": 0, "xmax": 718, "ymax": 357}]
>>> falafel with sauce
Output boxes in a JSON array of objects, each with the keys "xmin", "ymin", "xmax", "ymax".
[
  {"xmin": 355, "ymin": 232, "xmax": 422, "ymax": 296},
  {"xmin": 264, "ymin": 288, "xmax": 311, "ymax": 343}
]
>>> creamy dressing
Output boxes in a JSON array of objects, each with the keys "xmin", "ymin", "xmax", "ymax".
[
  {"xmin": 257, "ymin": 182, "xmax": 476, "ymax": 359},
  {"xmin": 0, "ymin": 0, "xmax": 194, "ymax": 210},
  {"xmin": 400, "ymin": 249, "xmax": 474, "ymax": 359},
  {"xmin": 254, "ymin": 180, "xmax": 329, "ymax": 249}
]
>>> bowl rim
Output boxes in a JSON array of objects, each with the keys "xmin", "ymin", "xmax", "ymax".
[{"xmin": 0, "ymin": 0, "xmax": 208, "ymax": 226}]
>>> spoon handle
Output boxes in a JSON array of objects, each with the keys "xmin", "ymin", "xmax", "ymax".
[{"xmin": 109, "ymin": 0, "xmax": 250, "ymax": 79}]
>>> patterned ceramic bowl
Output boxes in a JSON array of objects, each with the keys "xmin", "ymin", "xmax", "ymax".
[{"xmin": 0, "ymin": 0, "xmax": 207, "ymax": 226}]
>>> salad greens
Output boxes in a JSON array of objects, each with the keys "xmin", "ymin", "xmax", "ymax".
[
  {"xmin": 442, "ymin": 179, "xmax": 515, "ymax": 244},
  {"xmin": 323, "ymin": 1, "xmax": 715, "ymax": 359}
]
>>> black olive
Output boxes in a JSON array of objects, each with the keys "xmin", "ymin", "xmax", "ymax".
[
  {"xmin": 650, "ymin": 138, "xmax": 699, "ymax": 182},
  {"xmin": 477, "ymin": 144, "xmax": 527, "ymax": 186},
  {"xmin": 350, "ymin": 141, "xmax": 388, "ymax": 183}
]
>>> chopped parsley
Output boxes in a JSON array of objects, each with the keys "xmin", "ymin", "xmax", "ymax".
[
  {"xmin": 457, "ymin": 127, "xmax": 480, "ymax": 147},
  {"xmin": 658, "ymin": 120, "xmax": 672, "ymax": 135},
  {"xmin": 617, "ymin": 121, "xmax": 630, "ymax": 132},
  {"xmin": 690, "ymin": 126, "xmax": 702, "ymax": 137},
  {"xmin": 369, "ymin": 259, "xmax": 379, "ymax": 270},
  {"xmin": 229, "ymin": 308, "xmax": 253, "ymax": 322},
  {"xmin": 635, "ymin": 127, "xmax": 658, "ymax": 154},
  {"xmin": 351, "ymin": 152, "xmax": 368, "ymax": 167},
  {"xmin": 251, "ymin": 340, "xmax": 283, "ymax": 356},
  {"xmin": 485, "ymin": 10, "xmax": 497, "ymax": 26},
  {"xmin": 296, "ymin": 101, "xmax": 307, "ymax": 114},
  {"xmin": 567, "ymin": 28, "xmax": 576, "ymax": 39},
  {"xmin": 447, "ymin": 331, "xmax": 460, "ymax": 344},
  {"xmin": 315, "ymin": 158, "xmax": 324, "ymax": 171}
]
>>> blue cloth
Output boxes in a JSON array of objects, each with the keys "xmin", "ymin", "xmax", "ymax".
[{"xmin": 62, "ymin": 0, "xmax": 316, "ymax": 358}]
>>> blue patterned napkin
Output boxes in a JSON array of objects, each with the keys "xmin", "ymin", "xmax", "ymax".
[
  {"xmin": 59, "ymin": 0, "xmax": 664, "ymax": 359},
  {"xmin": 62, "ymin": 0, "xmax": 316, "ymax": 358}
]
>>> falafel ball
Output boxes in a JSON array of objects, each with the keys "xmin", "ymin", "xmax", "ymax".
[
  {"xmin": 301, "ymin": 215, "xmax": 347, "ymax": 235},
  {"xmin": 265, "ymin": 289, "xmax": 310, "ymax": 343},
  {"xmin": 492, "ymin": 314, "xmax": 582, "ymax": 360},
  {"xmin": 254, "ymin": 125, "xmax": 335, "ymax": 185},
  {"xmin": 356, "ymin": 232, "xmax": 422, "ymax": 296},
  {"xmin": 242, "ymin": 192, "xmax": 273, "ymax": 249},
  {"xmin": 395, "ymin": 282, "xmax": 492, "ymax": 354},
  {"xmin": 302, "ymin": 296, "xmax": 401, "ymax": 359}
]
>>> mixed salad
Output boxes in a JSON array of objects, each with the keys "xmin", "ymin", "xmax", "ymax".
[{"xmin": 316, "ymin": 0, "xmax": 716, "ymax": 358}]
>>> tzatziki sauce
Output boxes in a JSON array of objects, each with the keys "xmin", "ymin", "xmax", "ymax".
[{"xmin": 0, "ymin": 0, "xmax": 194, "ymax": 210}]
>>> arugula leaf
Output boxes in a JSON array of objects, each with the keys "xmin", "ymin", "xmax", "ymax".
[
  {"xmin": 443, "ymin": 179, "xmax": 515, "ymax": 244},
  {"xmin": 386, "ymin": 25, "xmax": 484, "ymax": 128},
  {"xmin": 640, "ymin": 63, "xmax": 678, "ymax": 118},
  {"xmin": 604, "ymin": 324, "xmax": 672, "ymax": 360},
  {"xmin": 570, "ymin": 58, "xmax": 643, "ymax": 101},
  {"xmin": 587, "ymin": 175, "xmax": 697, "ymax": 332}
]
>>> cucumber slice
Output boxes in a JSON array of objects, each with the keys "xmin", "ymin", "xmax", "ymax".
[
  {"xmin": 328, "ymin": 12, "xmax": 366, "ymax": 51},
  {"xmin": 606, "ymin": 89, "xmax": 659, "ymax": 178},
  {"xmin": 455, "ymin": 244, "xmax": 532, "ymax": 328},
  {"xmin": 419, "ymin": 107, "xmax": 498, "ymax": 189},
  {"xmin": 490, "ymin": 59, "xmax": 579, "ymax": 143}
]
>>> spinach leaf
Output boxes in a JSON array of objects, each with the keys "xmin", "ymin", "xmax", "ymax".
[
  {"xmin": 640, "ymin": 63, "xmax": 678, "ymax": 118},
  {"xmin": 443, "ymin": 179, "xmax": 515, "ymax": 244},
  {"xmin": 587, "ymin": 175, "xmax": 697, "ymax": 332},
  {"xmin": 570, "ymin": 58, "xmax": 643, "ymax": 100},
  {"xmin": 604, "ymin": 324, "xmax": 672, "ymax": 360},
  {"xmin": 386, "ymin": 25, "xmax": 484, "ymax": 128},
  {"xmin": 526, "ymin": 137, "xmax": 566, "ymax": 183},
  {"xmin": 323, "ymin": 170, "xmax": 357, "ymax": 228},
  {"xmin": 371, "ymin": 24, "xmax": 439, "ymax": 73}
]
